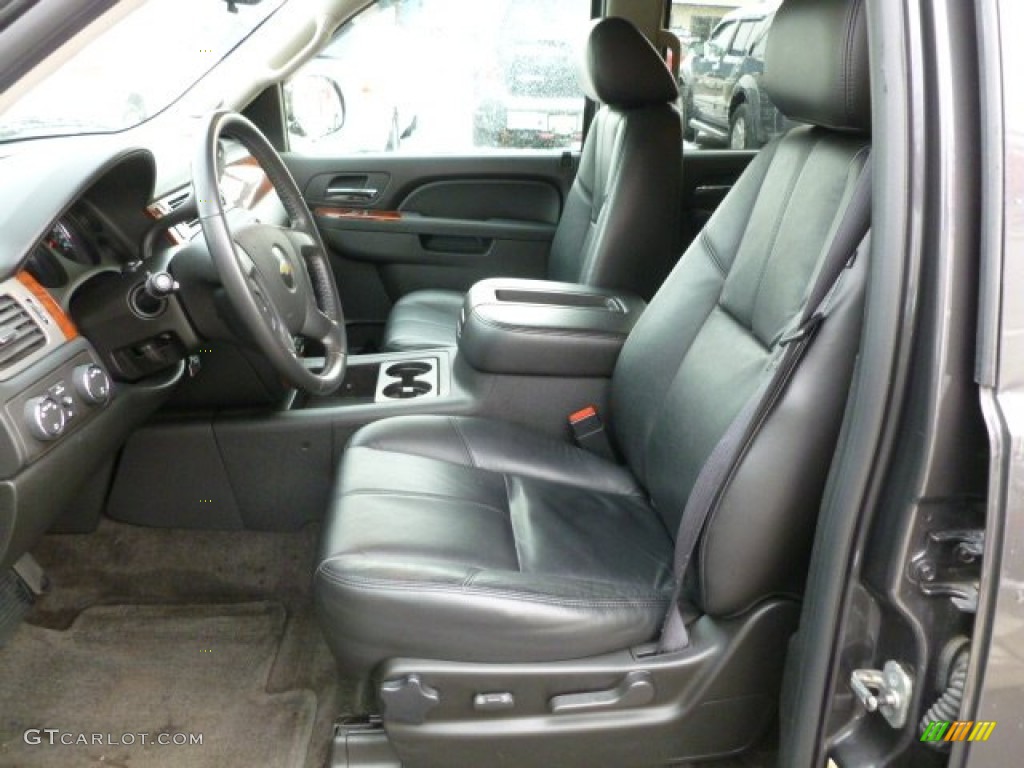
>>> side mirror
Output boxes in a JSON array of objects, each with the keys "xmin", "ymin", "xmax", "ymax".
[
  {"xmin": 284, "ymin": 74, "xmax": 345, "ymax": 141},
  {"xmin": 400, "ymin": 115, "xmax": 418, "ymax": 141}
]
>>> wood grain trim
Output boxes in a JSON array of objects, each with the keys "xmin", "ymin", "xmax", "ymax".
[
  {"xmin": 314, "ymin": 207, "xmax": 403, "ymax": 222},
  {"xmin": 17, "ymin": 271, "xmax": 79, "ymax": 341}
]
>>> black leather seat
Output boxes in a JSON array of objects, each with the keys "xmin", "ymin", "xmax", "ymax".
[
  {"xmin": 318, "ymin": 0, "xmax": 870, "ymax": 684},
  {"xmin": 318, "ymin": 416, "xmax": 674, "ymax": 671},
  {"xmin": 382, "ymin": 16, "xmax": 682, "ymax": 351}
]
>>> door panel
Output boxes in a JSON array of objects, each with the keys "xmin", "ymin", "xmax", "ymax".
[
  {"xmin": 285, "ymin": 153, "xmax": 574, "ymax": 213},
  {"xmin": 317, "ymin": 214, "xmax": 556, "ymax": 265},
  {"xmin": 283, "ymin": 152, "xmax": 576, "ymax": 343},
  {"xmin": 680, "ymin": 149, "xmax": 758, "ymax": 249},
  {"xmin": 317, "ymin": 215, "xmax": 552, "ymax": 297},
  {"xmin": 283, "ymin": 148, "xmax": 757, "ymax": 346},
  {"xmin": 400, "ymin": 179, "xmax": 561, "ymax": 222}
]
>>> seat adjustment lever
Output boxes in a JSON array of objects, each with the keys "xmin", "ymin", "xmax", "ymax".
[
  {"xmin": 549, "ymin": 671, "xmax": 655, "ymax": 714},
  {"xmin": 380, "ymin": 674, "xmax": 440, "ymax": 725}
]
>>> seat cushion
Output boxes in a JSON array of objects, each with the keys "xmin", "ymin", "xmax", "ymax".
[
  {"xmin": 315, "ymin": 415, "xmax": 674, "ymax": 677},
  {"xmin": 382, "ymin": 290, "xmax": 464, "ymax": 351}
]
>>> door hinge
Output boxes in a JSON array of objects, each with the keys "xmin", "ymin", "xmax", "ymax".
[{"xmin": 850, "ymin": 661, "xmax": 913, "ymax": 729}]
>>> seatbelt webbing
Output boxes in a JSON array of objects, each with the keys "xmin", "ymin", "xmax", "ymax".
[{"xmin": 658, "ymin": 160, "xmax": 873, "ymax": 652}]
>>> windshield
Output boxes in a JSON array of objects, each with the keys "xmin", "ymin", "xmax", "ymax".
[{"xmin": 0, "ymin": 0, "xmax": 286, "ymax": 143}]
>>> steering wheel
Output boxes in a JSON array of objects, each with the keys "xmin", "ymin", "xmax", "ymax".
[{"xmin": 192, "ymin": 110, "xmax": 346, "ymax": 395}]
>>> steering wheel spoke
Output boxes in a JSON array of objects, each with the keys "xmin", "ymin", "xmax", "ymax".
[
  {"xmin": 283, "ymin": 228, "xmax": 316, "ymax": 252},
  {"xmin": 193, "ymin": 111, "xmax": 347, "ymax": 394},
  {"xmin": 301, "ymin": 304, "xmax": 336, "ymax": 341},
  {"xmin": 247, "ymin": 270, "xmax": 290, "ymax": 341},
  {"xmin": 233, "ymin": 244, "xmax": 284, "ymax": 333}
]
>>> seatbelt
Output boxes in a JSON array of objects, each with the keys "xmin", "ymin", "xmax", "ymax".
[{"xmin": 658, "ymin": 160, "xmax": 873, "ymax": 652}]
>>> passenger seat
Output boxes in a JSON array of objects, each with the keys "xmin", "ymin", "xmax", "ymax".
[{"xmin": 382, "ymin": 16, "xmax": 682, "ymax": 351}]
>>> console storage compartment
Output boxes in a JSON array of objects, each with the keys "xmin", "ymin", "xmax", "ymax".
[{"xmin": 458, "ymin": 279, "xmax": 645, "ymax": 377}]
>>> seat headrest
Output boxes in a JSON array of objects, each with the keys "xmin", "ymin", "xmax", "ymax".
[
  {"xmin": 577, "ymin": 17, "xmax": 678, "ymax": 108},
  {"xmin": 764, "ymin": 0, "xmax": 870, "ymax": 133}
]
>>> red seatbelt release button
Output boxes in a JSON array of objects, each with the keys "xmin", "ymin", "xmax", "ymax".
[
  {"xmin": 568, "ymin": 405, "xmax": 616, "ymax": 461},
  {"xmin": 569, "ymin": 405, "xmax": 598, "ymax": 425}
]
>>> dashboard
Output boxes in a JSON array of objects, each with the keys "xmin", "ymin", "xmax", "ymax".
[{"xmin": 0, "ymin": 132, "xmax": 281, "ymax": 569}]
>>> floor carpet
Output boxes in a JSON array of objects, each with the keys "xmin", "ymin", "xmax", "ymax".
[
  {"xmin": 2, "ymin": 519, "xmax": 778, "ymax": 767},
  {"xmin": 0, "ymin": 602, "xmax": 315, "ymax": 768},
  {"xmin": 0, "ymin": 520, "xmax": 343, "ymax": 768}
]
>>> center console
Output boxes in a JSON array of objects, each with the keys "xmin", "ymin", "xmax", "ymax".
[
  {"xmin": 299, "ymin": 279, "xmax": 645, "ymax": 415},
  {"xmin": 456, "ymin": 278, "xmax": 646, "ymax": 377},
  {"xmin": 301, "ymin": 348, "xmax": 452, "ymax": 409},
  {"xmin": 106, "ymin": 278, "xmax": 645, "ymax": 532}
]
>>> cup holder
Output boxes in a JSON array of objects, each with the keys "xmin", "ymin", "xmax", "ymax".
[
  {"xmin": 382, "ymin": 380, "xmax": 433, "ymax": 399},
  {"xmin": 385, "ymin": 362, "xmax": 432, "ymax": 377},
  {"xmin": 376, "ymin": 357, "xmax": 440, "ymax": 403}
]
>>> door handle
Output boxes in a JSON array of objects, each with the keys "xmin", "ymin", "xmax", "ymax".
[
  {"xmin": 326, "ymin": 187, "xmax": 378, "ymax": 201},
  {"xmin": 549, "ymin": 671, "xmax": 655, "ymax": 714},
  {"xmin": 693, "ymin": 184, "xmax": 733, "ymax": 209}
]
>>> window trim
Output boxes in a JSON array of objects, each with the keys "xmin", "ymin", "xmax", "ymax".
[
  {"xmin": 727, "ymin": 20, "xmax": 759, "ymax": 57},
  {"xmin": 706, "ymin": 19, "xmax": 737, "ymax": 58}
]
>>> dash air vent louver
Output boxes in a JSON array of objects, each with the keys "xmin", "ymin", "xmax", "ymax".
[
  {"xmin": 166, "ymin": 191, "xmax": 201, "ymax": 241},
  {"xmin": 0, "ymin": 295, "xmax": 46, "ymax": 371},
  {"xmin": 166, "ymin": 192, "xmax": 190, "ymax": 211}
]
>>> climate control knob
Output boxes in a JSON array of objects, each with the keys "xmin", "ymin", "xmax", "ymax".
[
  {"xmin": 72, "ymin": 364, "xmax": 111, "ymax": 406},
  {"xmin": 24, "ymin": 397, "xmax": 66, "ymax": 441}
]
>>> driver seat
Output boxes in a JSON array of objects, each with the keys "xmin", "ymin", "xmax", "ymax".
[{"xmin": 316, "ymin": 0, "xmax": 870, "ymax": 763}]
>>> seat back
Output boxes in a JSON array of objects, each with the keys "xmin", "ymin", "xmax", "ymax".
[
  {"xmin": 610, "ymin": 0, "xmax": 870, "ymax": 618},
  {"xmin": 546, "ymin": 17, "xmax": 682, "ymax": 301}
]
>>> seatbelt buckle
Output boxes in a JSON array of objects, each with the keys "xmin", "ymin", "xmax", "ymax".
[{"xmin": 569, "ymin": 406, "xmax": 617, "ymax": 461}]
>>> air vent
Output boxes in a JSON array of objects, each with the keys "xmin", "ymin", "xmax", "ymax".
[
  {"xmin": 0, "ymin": 295, "xmax": 46, "ymax": 371},
  {"xmin": 173, "ymin": 219, "xmax": 202, "ymax": 243},
  {"xmin": 147, "ymin": 188, "xmax": 202, "ymax": 244},
  {"xmin": 166, "ymin": 191, "xmax": 202, "ymax": 241},
  {"xmin": 166, "ymin": 192, "xmax": 190, "ymax": 211}
]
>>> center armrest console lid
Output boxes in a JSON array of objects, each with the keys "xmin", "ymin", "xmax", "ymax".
[{"xmin": 457, "ymin": 278, "xmax": 646, "ymax": 377}]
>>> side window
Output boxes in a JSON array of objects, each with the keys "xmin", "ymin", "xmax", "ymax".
[
  {"xmin": 751, "ymin": 20, "xmax": 771, "ymax": 58},
  {"xmin": 285, "ymin": 0, "xmax": 591, "ymax": 155},
  {"xmin": 675, "ymin": 4, "xmax": 790, "ymax": 152},
  {"xmin": 704, "ymin": 20, "xmax": 735, "ymax": 59},
  {"xmin": 688, "ymin": 15, "xmax": 718, "ymax": 41},
  {"xmin": 728, "ymin": 21, "xmax": 758, "ymax": 57}
]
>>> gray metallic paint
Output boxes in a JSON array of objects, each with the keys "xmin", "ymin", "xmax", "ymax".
[{"xmin": 961, "ymin": 0, "xmax": 1024, "ymax": 764}]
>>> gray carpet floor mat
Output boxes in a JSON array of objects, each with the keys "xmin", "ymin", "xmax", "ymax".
[
  {"xmin": 0, "ymin": 601, "xmax": 317, "ymax": 768},
  {"xmin": 5, "ymin": 522, "xmax": 775, "ymax": 767},
  {"xmin": 21, "ymin": 520, "xmax": 343, "ymax": 768}
]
